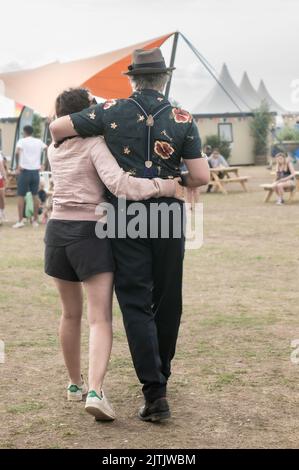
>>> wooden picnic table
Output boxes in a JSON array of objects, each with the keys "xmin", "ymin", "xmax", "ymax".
[
  {"xmin": 209, "ymin": 166, "xmax": 250, "ymax": 194},
  {"xmin": 260, "ymin": 171, "xmax": 299, "ymax": 203}
]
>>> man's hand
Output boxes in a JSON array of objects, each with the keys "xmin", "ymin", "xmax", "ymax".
[
  {"xmin": 173, "ymin": 177, "xmax": 185, "ymax": 201},
  {"xmin": 15, "ymin": 166, "xmax": 23, "ymax": 176}
]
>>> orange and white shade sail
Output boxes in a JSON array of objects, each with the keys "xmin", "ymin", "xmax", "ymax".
[{"xmin": 0, "ymin": 33, "xmax": 174, "ymax": 117}]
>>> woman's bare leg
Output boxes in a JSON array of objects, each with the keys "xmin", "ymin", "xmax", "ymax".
[
  {"xmin": 275, "ymin": 181, "xmax": 294, "ymax": 199},
  {"xmin": 83, "ymin": 272, "xmax": 113, "ymax": 394},
  {"xmin": 54, "ymin": 278, "xmax": 83, "ymax": 385},
  {"xmin": 274, "ymin": 183, "xmax": 284, "ymax": 199}
]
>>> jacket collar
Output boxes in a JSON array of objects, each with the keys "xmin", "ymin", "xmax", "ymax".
[{"xmin": 130, "ymin": 89, "xmax": 168, "ymax": 104}]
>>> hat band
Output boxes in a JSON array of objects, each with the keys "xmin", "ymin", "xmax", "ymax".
[{"xmin": 131, "ymin": 60, "xmax": 166, "ymax": 69}]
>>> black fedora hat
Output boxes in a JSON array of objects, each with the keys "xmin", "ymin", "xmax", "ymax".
[{"xmin": 123, "ymin": 48, "xmax": 175, "ymax": 76}]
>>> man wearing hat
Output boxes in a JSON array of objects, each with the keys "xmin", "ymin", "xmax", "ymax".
[{"xmin": 50, "ymin": 47, "xmax": 209, "ymax": 422}]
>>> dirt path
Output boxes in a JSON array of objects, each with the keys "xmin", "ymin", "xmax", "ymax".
[{"xmin": 1, "ymin": 166, "xmax": 299, "ymax": 448}]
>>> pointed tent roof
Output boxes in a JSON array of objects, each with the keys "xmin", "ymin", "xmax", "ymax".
[
  {"xmin": 0, "ymin": 33, "xmax": 173, "ymax": 116},
  {"xmin": 239, "ymin": 72, "xmax": 261, "ymax": 110},
  {"xmin": 257, "ymin": 80, "xmax": 285, "ymax": 114},
  {"xmin": 193, "ymin": 63, "xmax": 250, "ymax": 115}
]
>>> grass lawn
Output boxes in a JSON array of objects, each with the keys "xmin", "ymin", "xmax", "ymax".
[{"xmin": 0, "ymin": 165, "xmax": 299, "ymax": 449}]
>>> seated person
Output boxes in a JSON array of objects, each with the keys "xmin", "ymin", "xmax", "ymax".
[
  {"xmin": 273, "ymin": 152, "xmax": 296, "ymax": 205},
  {"xmin": 203, "ymin": 145, "xmax": 212, "ymax": 158},
  {"xmin": 208, "ymin": 148, "xmax": 229, "ymax": 169},
  {"xmin": 206, "ymin": 148, "xmax": 228, "ymax": 193}
]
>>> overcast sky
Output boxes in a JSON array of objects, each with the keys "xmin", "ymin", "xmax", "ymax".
[{"xmin": 0, "ymin": 0, "xmax": 298, "ymax": 112}]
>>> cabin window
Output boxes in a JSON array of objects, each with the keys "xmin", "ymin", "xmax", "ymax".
[{"xmin": 218, "ymin": 123, "xmax": 233, "ymax": 143}]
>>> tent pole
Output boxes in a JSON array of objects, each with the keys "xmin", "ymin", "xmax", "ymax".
[
  {"xmin": 43, "ymin": 121, "xmax": 51, "ymax": 171},
  {"xmin": 180, "ymin": 32, "xmax": 245, "ymax": 114},
  {"xmin": 165, "ymin": 31, "xmax": 179, "ymax": 100},
  {"xmin": 11, "ymin": 106, "xmax": 34, "ymax": 169},
  {"xmin": 11, "ymin": 107, "xmax": 24, "ymax": 169}
]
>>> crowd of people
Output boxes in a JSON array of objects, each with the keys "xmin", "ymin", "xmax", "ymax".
[{"xmin": 0, "ymin": 126, "xmax": 297, "ymax": 227}]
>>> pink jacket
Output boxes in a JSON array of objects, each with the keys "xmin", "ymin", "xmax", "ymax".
[{"xmin": 48, "ymin": 136, "xmax": 178, "ymax": 221}]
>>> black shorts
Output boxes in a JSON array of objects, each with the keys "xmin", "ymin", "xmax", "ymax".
[
  {"xmin": 45, "ymin": 237, "xmax": 114, "ymax": 282},
  {"xmin": 17, "ymin": 169, "xmax": 40, "ymax": 196}
]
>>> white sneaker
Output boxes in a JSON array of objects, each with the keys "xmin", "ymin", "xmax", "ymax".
[
  {"xmin": 32, "ymin": 220, "xmax": 39, "ymax": 228},
  {"xmin": 12, "ymin": 221, "xmax": 25, "ymax": 228},
  {"xmin": 67, "ymin": 378, "xmax": 88, "ymax": 402},
  {"xmin": 85, "ymin": 390, "xmax": 116, "ymax": 421}
]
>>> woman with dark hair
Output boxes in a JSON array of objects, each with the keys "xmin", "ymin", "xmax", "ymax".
[{"xmin": 45, "ymin": 88, "xmax": 183, "ymax": 421}]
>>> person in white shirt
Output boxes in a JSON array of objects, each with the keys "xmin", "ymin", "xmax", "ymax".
[
  {"xmin": 13, "ymin": 125, "xmax": 47, "ymax": 228},
  {"xmin": 0, "ymin": 151, "xmax": 7, "ymax": 225}
]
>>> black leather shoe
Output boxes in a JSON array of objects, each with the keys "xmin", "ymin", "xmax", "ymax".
[{"xmin": 138, "ymin": 397, "xmax": 171, "ymax": 422}]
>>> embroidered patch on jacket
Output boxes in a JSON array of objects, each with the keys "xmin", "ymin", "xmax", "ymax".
[
  {"xmin": 110, "ymin": 122, "xmax": 118, "ymax": 129},
  {"xmin": 103, "ymin": 99, "xmax": 117, "ymax": 110},
  {"xmin": 123, "ymin": 146, "xmax": 131, "ymax": 155},
  {"xmin": 154, "ymin": 140, "xmax": 175, "ymax": 160},
  {"xmin": 87, "ymin": 111, "xmax": 96, "ymax": 120},
  {"xmin": 137, "ymin": 114, "xmax": 145, "ymax": 122},
  {"xmin": 172, "ymin": 108, "xmax": 193, "ymax": 124}
]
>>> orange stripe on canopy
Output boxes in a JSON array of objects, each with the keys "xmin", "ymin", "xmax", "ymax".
[
  {"xmin": 0, "ymin": 33, "xmax": 175, "ymax": 115},
  {"xmin": 83, "ymin": 33, "xmax": 174, "ymax": 99}
]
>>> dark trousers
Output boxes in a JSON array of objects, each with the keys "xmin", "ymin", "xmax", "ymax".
[{"xmin": 110, "ymin": 197, "xmax": 185, "ymax": 402}]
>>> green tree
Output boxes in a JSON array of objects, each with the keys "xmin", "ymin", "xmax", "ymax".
[
  {"xmin": 204, "ymin": 134, "xmax": 231, "ymax": 160},
  {"xmin": 32, "ymin": 113, "xmax": 43, "ymax": 138},
  {"xmin": 250, "ymin": 102, "xmax": 272, "ymax": 156},
  {"xmin": 276, "ymin": 126, "xmax": 299, "ymax": 142}
]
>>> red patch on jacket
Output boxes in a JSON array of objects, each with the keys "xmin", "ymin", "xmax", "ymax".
[{"xmin": 154, "ymin": 141, "xmax": 175, "ymax": 159}]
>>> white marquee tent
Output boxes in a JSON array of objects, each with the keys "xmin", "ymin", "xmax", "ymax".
[
  {"xmin": 257, "ymin": 80, "xmax": 285, "ymax": 114},
  {"xmin": 193, "ymin": 63, "xmax": 250, "ymax": 115},
  {"xmin": 239, "ymin": 72, "xmax": 261, "ymax": 110}
]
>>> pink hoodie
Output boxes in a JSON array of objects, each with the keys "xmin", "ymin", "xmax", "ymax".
[{"xmin": 48, "ymin": 136, "xmax": 178, "ymax": 221}]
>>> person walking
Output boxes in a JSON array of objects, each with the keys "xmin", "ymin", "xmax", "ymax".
[
  {"xmin": 50, "ymin": 48, "xmax": 210, "ymax": 422},
  {"xmin": 46, "ymin": 87, "xmax": 183, "ymax": 421},
  {"xmin": 13, "ymin": 125, "xmax": 47, "ymax": 228}
]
